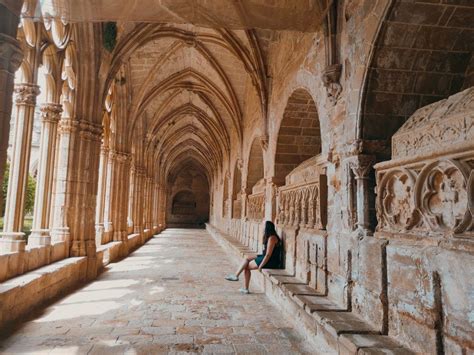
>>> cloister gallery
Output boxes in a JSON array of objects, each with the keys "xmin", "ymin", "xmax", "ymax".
[{"xmin": 0, "ymin": 1, "xmax": 473, "ymax": 354}]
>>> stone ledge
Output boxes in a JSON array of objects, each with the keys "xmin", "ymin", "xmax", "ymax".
[
  {"xmin": 0, "ymin": 241, "xmax": 68, "ymax": 283},
  {"xmin": 207, "ymin": 224, "xmax": 413, "ymax": 354},
  {"xmin": 0, "ymin": 256, "xmax": 87, "ymax": 329}
]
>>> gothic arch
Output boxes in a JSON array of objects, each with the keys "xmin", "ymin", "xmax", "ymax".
[
  {"xmin": 274, "ymin": 88, "xmax": 321, "ymax": 185},
  {"xmin": 246, "ymin": 138, "xmax": 264, "ymax": 191},
  {"xmin": 359, "ymin": 0, "xmax": 474, "ymax": 158}
]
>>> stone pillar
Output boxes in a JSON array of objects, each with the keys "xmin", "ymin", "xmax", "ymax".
[
  {"xmin": 152, "ymin": 181, "xmax": 159, "ymax": 231},
  {"xmin": 95, "ymin": 145, "xmax": 109, "ymax": 246},
  {"xmin": 50, "ymin": 118, "xmax": 79, "ymax": 247},
  {"xmin": 110, "ymin": 150, "xmax": 131, "ymax": 244},
  {"xmin": 102, "ymin": 150, "xmax": 114, "ymax": 243},
  {"xmin": 265, "ymin": 177, "xmax": 277, "ymax": 222},
  {"xmin": 127, "ymin": 166, "xmax": 135, "ymax": 234},
  {"xmin": 145, "ymin": 176, "xmax": 153, "ymax": 230},
  {"xmin": 0, "ymin": 2, "xmax": 23, "ymax": 222},
  {"xmin": 348, "ymin": 155, "xmax": 375, "ymax": 234},
  {"xmin": 132, "ymin": 166, "xmax": 145, "ymax": 235},
  {"xmin": 29, "ymin": 103, "xmax": 62, "ymax": 247},
  {"xmin": 0, "ymin": 84, "xmax": 40, "ymax": 254}
]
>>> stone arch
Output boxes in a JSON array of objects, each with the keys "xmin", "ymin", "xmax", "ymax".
[
  {"xmin": 360, "ymin": 1, "xmax": 474, "ymax": 157},
  {"xmin": 232, "ymin": 161, "xmax": 242, "ymax": 219},
  {"xmin": 274, "ymin": 88, "xmax": 321, "ymax": 185},
  {"xmin": 246, "ymin": 138, "xmax": 264, "ymax": 191}
]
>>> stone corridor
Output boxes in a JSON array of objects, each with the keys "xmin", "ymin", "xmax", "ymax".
[{"xmin": 0, "ymin": 229, "xmax": 316, "ymax": 354}]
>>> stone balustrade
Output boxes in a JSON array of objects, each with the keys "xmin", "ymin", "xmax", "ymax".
[
  {"xmin": 276, "ymin": 160, "xmax": 327, "ymax": 231},
  {"xmin": 247, "ymin": 192, "xmax": 265, "ymax": 221}
]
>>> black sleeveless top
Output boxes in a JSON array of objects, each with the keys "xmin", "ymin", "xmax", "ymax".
[{"xmin": 258, "ymin": 235, "xmax": 283, "ymax": 269}]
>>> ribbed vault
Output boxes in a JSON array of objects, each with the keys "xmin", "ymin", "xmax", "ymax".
[{"xmin": 103, "ymin": 23, "xmax": 268, "ymax": 223}]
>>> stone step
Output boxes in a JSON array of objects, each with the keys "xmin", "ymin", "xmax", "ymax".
[{"xmin": 206, "ymin": 224, "xmax": 412, "ymax": 355}]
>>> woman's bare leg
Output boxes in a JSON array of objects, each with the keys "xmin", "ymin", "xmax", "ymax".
[
  {"xmin": 244, "ymin": 261, "xmax": 259, "ymax": 289},
  {"xmin": 235, "ymin": 256, "xmax": 256, "ymax": 277}
]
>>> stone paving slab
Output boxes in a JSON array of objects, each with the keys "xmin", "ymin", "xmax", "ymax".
[{"xmin": 0, "ymin": 229, "xmax": 317, "ymax": 354}]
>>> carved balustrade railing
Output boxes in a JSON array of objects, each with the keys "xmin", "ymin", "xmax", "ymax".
[
  {"xmin": 247, "ymin": 192, "xmax": 265, "ymax": 221},
  {"xmin": 375, "ymin": 156, "xmax": 474, "ymax": 238},
  {"xmin": 277, "ymin": 175, "xmax": 327, "ymax": 230},
  {"xmin": 375, "ymin": 87, "xmax": 474, "ymax": 239}
]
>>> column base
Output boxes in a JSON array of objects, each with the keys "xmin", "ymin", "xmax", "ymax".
[
  {"xmin": 28, "ymin": 229, "xmax": 52, "ymax": 247},
  {"xmin": 50, "ymin": 227, "xmax": 70, "ymax": 243},
  {"xmin": 0, "ymin": 232, "xmax": 26, "ymax": 254}
]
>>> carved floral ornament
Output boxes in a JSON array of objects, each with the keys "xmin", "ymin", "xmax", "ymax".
[{"xmin": 377, "ymin": 159, "xmax": 473, "ymax": 235}]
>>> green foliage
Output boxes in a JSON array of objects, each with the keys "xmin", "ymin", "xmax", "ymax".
[
  {"xmin": 103, "ymin": 22, "xmax": 117, "ymax": 52},
  {"xmin": 25, "ymin": 173, "xmax": 36, "ymax": 215},
  {"xmin": 1, "ymin": 162, "xmax": 36, "ymax": 230},
  {"xmin": 1, "ymin": 162, "xmax": 9, "ymax": 217}
]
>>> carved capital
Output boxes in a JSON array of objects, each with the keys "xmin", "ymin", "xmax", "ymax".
[
  {"xmin": 0, "ymin": 34, "xmax": 23, "ymax": 73},
  {"xmin": 40, "ymin": 103, "xmax": 62, "ymax": 123},
  {"xmin": 79, "ymin": 120, "xmax": 103, "ymax": 142},
  {"xmin": 322, "ymin": 64, "xmax": 342, "ymax": 104},
  {"xmin": 14, "ymin": 83, "xmax": 40, "ymax": 106},
  {"xmin": 348, "ymin": 155, "xmax": 375, "ymax": 179}
]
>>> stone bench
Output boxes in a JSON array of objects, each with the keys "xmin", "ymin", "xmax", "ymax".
[{"xmin": 207, "ymin": 224, "xmax": 413, "ymax": 354}]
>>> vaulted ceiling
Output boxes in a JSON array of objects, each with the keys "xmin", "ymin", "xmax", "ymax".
[{"xmin": 106, "ymin": 23, "xmax": 270, "ymax": 182}]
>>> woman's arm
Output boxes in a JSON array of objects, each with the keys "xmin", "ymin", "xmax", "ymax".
[{"xmin": 258, "ymin": 235, "xmax": 278, "ymax": 271}]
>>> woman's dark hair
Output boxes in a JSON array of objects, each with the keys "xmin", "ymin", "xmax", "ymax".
[{"xmin": 263, "ymin": 221, "xmax": 279, "ymax": 244}]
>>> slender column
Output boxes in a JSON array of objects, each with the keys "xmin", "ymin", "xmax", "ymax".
[
  {"xmin": 145, "ymin": 176, "xmax": 153, "ymax": 230},
  {"xmin": 95, "ymin": 145, "xmax": 109, "ymax": 246},
  {"xmin": 0, "ymin": 3, "xmax": 23, "ymax": 220},
  {"xmin": 127, "ymin": 167, "xmax": 135, "ymax": 234},
  {"xmin": 152, "ymin": 182, "xmax": 159, "ymax": 230},
  {"xmin": 110, "ymin": 150, "xmax": 131, "ymax": 243},
  {"xmin": 0, "ymin": 84, "xmax": 40, "ymax": 253},
  {"xmin": 348, "ymin": 155, "xmax": 375, "ymax": 234},
  {"xmin": 29, "ymin": 103, "xmax": 62, "ymax": 247},
  {"xmin": 102, "ymin": 150, "xmax": 114, "ymax": 243},
  {"xmin": 132, "ymin": 166, "xmax": 145, "ymax": 234}
]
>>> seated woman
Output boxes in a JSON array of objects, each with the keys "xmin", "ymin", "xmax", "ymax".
[{"xmin": 225, "ymin": 221, "xmax": 282, "ymax": 294}]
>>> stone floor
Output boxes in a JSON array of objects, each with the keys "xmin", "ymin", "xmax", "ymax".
[{"xmin": 0, "ymin": 229, "xmax": 316, "ymax": 354}]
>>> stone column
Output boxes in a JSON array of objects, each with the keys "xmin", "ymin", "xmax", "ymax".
[
  {"xmin": 110, "ymin": 150, "xmax": 131, "ymax": 244},
  {"xmin": 132, "ymin": 166, "xmax": 144, "ymax": 235},
  {"xmin": 127, "ymin": 166, "xmax": 135, "ymax": 234},
  {"xmin": 348, "ymin": 155, "xmax": 375, "ymax": 234},
  {"xmin": 102, "ymin": 150, "xmax": 114, "ymax": 243},
  {"xmin": 0, "ymin": 84, "xmax": 40, "ymax": 254},
  {"xmin": 0, "ymin": 2, "xmax": 23, "ymax": 221},
  {"xmin": 50, "ymin": 118, "xmax": 79, "ymax": 247},
  {"xmin": 29, "ymin": 103, "xmax": 62, "ymax": 247},
  {"xmin": 145, "ymin": 176, "xmax": 153, "ymax": 230},
  {"xmin": 95, "ymin": 145, "xmax": 109, "ymax": 246}
]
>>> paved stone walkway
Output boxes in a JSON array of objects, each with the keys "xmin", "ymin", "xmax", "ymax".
[{"xmin": 0, "ymin": 229, "xmax": 314, "ymax": 354}]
